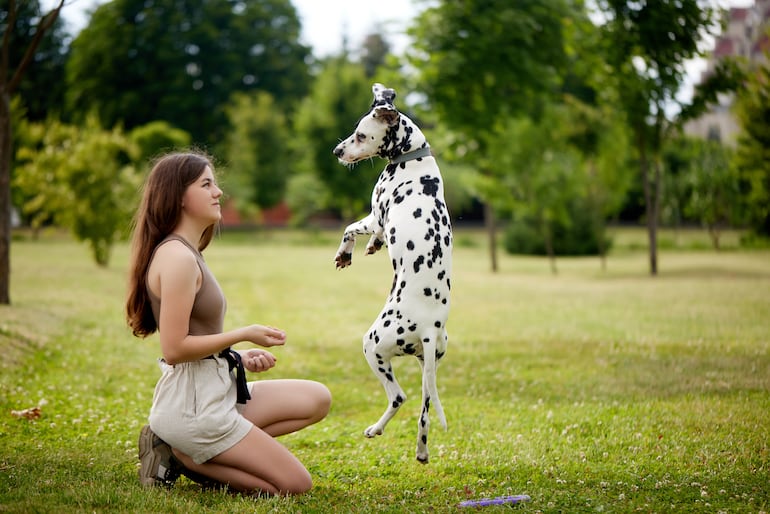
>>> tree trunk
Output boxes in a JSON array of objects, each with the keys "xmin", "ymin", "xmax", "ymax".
[
  {"xmin": 484, "ymin": 201, "xmax": 498, "ymax": 273},
  {"xmin": 0, "ymin": 0, "xmax": 65, "ymax": 304},
  {"xmin": 544, "ymin": 231, "xmax": 557, "ymax": 275},
  {"xmin": 0, "ymin": 88, "xmax": 11, "ymax": 304},
  {"xmin": 708, "ymin": 225, "xmax": 721, "ymax": 251}
]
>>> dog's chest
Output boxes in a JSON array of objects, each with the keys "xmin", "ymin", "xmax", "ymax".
[{"xmin": 373, "ymin": 163, "xmax": 447, "ymax": 227}]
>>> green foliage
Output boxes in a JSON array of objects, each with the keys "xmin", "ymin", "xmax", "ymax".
[
  {"xmin": 685, "ymin": 137, "xmax": 741, "ymax": 249},
  {"xmin": 0, "ymin": 0, "xmax": 69, "ymax": 121},
  {"xmin": 222, "ymin": 91, "xmax": 290, "ymax": 216},
  {"xmin": 360, "ymin": 32, "xmax": 390, "ymax": 78},
  {"xmin": 291, "ymin": 58, "xmax": 374, "ymax": 221},
  {"xmin": 481, "ymin": 102, "xmax": 630, "ymax": 264},
  {"xmin": 1, "ymin": 234, "xmax": 769, "ymax": 512},
  {"xmin": 595, "ymin": 0, "xmax": 720, "ymax": 274},
  {"xmin": 679, "ymin": 58, "xmax": 747, "ymax": 125},
  {"xmin": 734, "ymin": 53, "xmax": 770, "ymax": 237},
  {"xmin": 285, "ymin": 172, "xmax": 328, "ymax": 227},
  {"xmin": 129, "ymin": 121, "xmax": 191, "ymax": 164},
  {"xmin": 408, "ymin": 0, "xmax": 571, "ymax": 135},
  {"xmin": 64, "ymin": 0, "xmax": 310, "ymax": 147},
  {"xmin": 12, "ymin": 119, "xmax": 76, "ymax": 231},
  {"xmin": 504, "ymin": 198, "xmax": 613, "ymax": 257},
  {"xmin": 12, "ymin": 116, "xmax": 141, "ymax": 266},
  {"xmin": 598, "ymin": 0, "xmax": 719, "ymax": 127}
]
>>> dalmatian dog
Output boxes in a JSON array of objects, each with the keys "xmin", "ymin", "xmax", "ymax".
[{"xmin": 332, "ymin": 83, "xmax": 452, "ymax": 463}]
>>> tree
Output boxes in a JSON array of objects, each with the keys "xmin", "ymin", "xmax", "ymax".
[
  {"xmin": 13, "ymin": 115, "xmax": 140, "ymax": 266},
  {"xmin": 291, "ymin": 57, "xmax": 374, "ymax": 221},
  {"xmin": 12, "ymin": 118, "xmax": 76, "ymax": 235},
  {"xmin": 596, "ymin": 0, "xmax": 720, "ymax": 275},
  {"xmin": 129, "ymin": 120, "xmax": 191, "ymax": 164},
  {"xmin": 65, "ymin": 0, "xmax": 310, "ymax": 147},
  {"xmin": 222, "ymin": 91, "xmax": 290, "ymax": 217},
  {"xmin": 360, "ymin": 31, "xmax": 389, "ymax": 78},
  {"xmin": 408, "ymin": 0, "xmax": 571, "ymax": 272},
  {"xmin": 734, "ymin": 54, "xmax": 770, "ymax": 238},
  {"xmin": 0, "ymin": 0, "xmax": 65, "ymax": 304},
  {"xmin": 683, "ymin": 138, "xmax": 738, "ymax": 249},
  {"xmin": 1, "ymin": 0, "xmax": 69, "ymax": 122},
  {"xmin": 488, "ymin": 109, "xmax": 584, "ymax": 274},
  {"xmin": 563, "ymin": 96, "xmax": 633, "ymax": 269}
]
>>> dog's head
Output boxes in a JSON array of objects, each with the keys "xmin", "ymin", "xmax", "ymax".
[{"xmin": 333, "ymin": 83, "xmax": 401, "ymax": 164}]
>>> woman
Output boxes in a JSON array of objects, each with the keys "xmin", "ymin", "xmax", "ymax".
[{"xmin": 126, "ymin": 151, "xmax": 331, "ymax": 495}]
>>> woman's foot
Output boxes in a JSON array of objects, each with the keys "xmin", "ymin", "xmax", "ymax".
[
  {"xmin": 137, "ymin": 425, "xmax": 179, "ymax": 487},
  {"xmin": 138, "ymin": 425, "xmax": 227, "ymax": 490}
]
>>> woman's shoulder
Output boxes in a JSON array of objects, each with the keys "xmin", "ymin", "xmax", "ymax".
[{"xmin": 152, "ymin": 238, "xmax": 200, "ymax": 270}]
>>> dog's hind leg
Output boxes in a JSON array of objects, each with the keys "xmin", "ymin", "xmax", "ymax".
[
  {"xmin": 415, "ymin": 332, "xmax": 446, "ymax": 463},
  {"xmin": 362, "ymin": 331, "xmax": 407, "ymax": 438}
]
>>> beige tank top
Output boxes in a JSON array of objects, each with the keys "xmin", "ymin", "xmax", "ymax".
[{"xmin": 147, "ymin": 235, "xmax": 226, "ymax": 335}]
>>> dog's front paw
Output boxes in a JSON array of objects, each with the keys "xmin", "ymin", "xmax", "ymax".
[
  {"xmin": 364, "ymin": 425, "xmax": 383, "ymax": 438},
  {"xmin": 335, "ymin": 251, "xmax": 352, "ymax": 269}
]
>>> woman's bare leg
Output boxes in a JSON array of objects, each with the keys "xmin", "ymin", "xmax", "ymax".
[
  {"xmin": 172, "ymin": 380, "xmax": 330, "ymax": 495},
  {"xmin": 173, "ymin": 428, "xmax": 311, "ymax": 494},
  {"xmin": 241, "ymin": 379, "xmax": 331, "ymax": 436}
]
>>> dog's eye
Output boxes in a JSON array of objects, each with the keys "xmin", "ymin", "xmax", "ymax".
[{"xmin": 356, "ymin": 132, "xmax": 366, "ymax": 143}]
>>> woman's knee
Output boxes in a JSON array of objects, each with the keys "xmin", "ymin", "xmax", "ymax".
[
  {"xmin": 312, "ymin": 382, "xmax": 332, "ymax": 421},
  {"xmin": 279, "ymin": 467, "xmax": 313, "ymax": 495}
]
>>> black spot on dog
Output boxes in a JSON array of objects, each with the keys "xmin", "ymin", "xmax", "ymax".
[
  {"xmin": 413, "ymin": 255, "xmax": 425, "ymax": 273},
  {"xmin": 413, "ymin": 208, "xmax": 422, "ymax": 218},
  {"xmin": 423, "ymin": 288, "xmax": 432, "ymax": 296},
  {"xmin": 420, "ymin": 176, "xmax": 439, "ymax": 197},
  {"xmin": 407, "ymin": 240, "xmax": 415, "ymax": 251}
]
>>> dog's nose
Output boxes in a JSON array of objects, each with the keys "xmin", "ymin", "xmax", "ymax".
[{"xmin": 333, "ymin": 147, "xmax": 344, "ymax": 158}]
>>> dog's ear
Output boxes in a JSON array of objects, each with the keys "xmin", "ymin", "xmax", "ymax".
[
  {"xmin": 372, "ymin": 83, "xmax": 397, "ymax": 105},
  {"xmin": 374, "ymin": 105, "xmax": 400, "ymax": 126}
]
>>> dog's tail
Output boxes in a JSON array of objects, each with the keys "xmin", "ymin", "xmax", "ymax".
[{"xmin": 423, "ymin": 335, "xmax": 447, "ymax": 430}]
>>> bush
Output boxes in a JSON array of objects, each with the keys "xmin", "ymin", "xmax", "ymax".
[{"xmin": 503, "ymin": 200, "xmax": 612, "ymax": 256}]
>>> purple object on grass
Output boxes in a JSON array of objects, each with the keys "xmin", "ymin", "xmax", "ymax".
[{"xmin": 458, "ymin": 494, "xmax": 531, "ymax": 507}]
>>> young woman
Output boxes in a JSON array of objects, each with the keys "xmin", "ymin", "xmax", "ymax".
[{"xmin": 126, "ymin": 151, "xmax": 331, "ymax": 495}]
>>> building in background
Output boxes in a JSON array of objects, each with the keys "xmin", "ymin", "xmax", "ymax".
[{"xmin": 684, "ymin": 0, "xmax": 770, "ymax": 145}]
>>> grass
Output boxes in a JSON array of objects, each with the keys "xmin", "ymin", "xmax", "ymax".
[{"xmin": 1, "ymin": 227, "xmax": 768, "ymax": 513}]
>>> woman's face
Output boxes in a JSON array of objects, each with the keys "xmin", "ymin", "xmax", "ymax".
[{"xmin": 181, "ymin": 166, "xmax": 223, "ymax": 225}]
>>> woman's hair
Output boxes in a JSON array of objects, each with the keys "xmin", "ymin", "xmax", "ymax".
[{"xmin": 126, "ymin": 151, "xmax": 218, "ymax": 337}]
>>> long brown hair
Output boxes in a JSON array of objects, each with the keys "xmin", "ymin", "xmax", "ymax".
[{"xmin": 126, "ymin": 151, "xmax": 218, "ymax": 337}]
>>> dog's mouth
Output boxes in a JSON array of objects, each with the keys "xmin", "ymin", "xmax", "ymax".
[{"xmin": 337, "ymin": 154, "xmax": 371, "ymax": 167}]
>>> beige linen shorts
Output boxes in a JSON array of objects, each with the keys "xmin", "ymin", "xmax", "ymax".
[{"xmin": 148, "ymin": 354, "xmax": 253, "ymax": 464}]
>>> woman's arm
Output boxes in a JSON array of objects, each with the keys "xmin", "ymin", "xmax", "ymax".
[{"xmin": 151, "ymin": 241, "xmax": 286, "ymax": 364}]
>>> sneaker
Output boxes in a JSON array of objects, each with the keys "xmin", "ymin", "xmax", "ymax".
[{"xmin": 138, "ymin": 425, "xmax": 179, "ymax": 487}]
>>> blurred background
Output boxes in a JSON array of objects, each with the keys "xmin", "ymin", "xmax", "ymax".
[{"xmin": 1, "ymin": 0, "xmax": 768, "ymax": 280}]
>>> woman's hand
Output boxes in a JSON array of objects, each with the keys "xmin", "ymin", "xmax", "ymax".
[
  {"xmin": 245, "ymin": 324, "xmax": 287, "ymax": 347},
  {"xmin": 240, "ymin": 349, "xmax": 277, "ymax": 373}
]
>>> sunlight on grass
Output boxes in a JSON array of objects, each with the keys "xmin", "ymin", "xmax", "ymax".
[{"xmin": 1, "ymin": 229, "xmax": 768, "ymax": 512}]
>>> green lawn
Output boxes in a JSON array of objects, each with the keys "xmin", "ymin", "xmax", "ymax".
[{"xmin": 1, "ymin": 228, "xmax": 768, "ymax": 513}]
